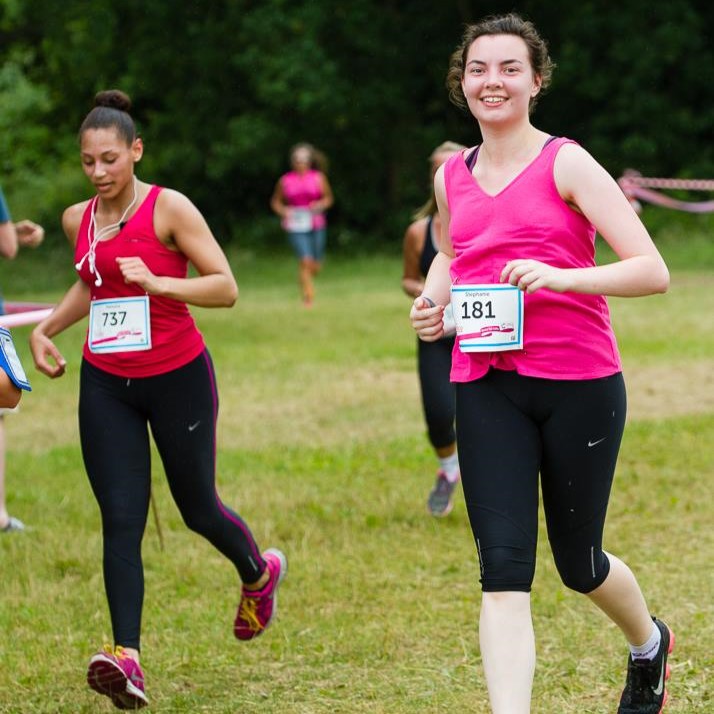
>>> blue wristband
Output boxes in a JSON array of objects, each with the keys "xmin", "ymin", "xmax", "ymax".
[{"xmin": 421, "ymin": 296, "xmax": 436, "ymax": 308}]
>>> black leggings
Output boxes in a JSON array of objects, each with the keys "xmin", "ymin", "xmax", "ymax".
[
  {"xmin": 79, "ymin": 352, "xmax": 265, "ymax": 650},
  {"xmin": 417, "ymin": 337, "xmax": 456, "ymax": 449},
  {"xmin": 455, "ymin": 369, "xmax": 626, "ymax": 594}
]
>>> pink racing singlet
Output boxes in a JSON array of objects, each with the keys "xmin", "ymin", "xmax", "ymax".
[
  {"xmin": 75, "ymin": 185, "xmax": 205, "ymax": 378},
  {"xmin": 444, "ymin": 137, "xmax": 622, "ymax": 382},
  {"xmin": 280, "ymin": 170, "xmax": 327, "ymax": 230}
]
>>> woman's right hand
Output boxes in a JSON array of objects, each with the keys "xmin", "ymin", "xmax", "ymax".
[
  {"xmin": 410, "ymin": 296, "xmax": 445, "ymax": 342},
  {"xmin": 15, "ymin": 220, "xmax": 45, "ymax": 248},
  {"xmin": 30, "ymin": 328, "xmax": 67, "ymax": 378}
]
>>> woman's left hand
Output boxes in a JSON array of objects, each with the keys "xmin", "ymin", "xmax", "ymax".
[
  {"xmin": 116, "ymin": 256, "xmax": 164, "ymax": 295},
  {"xmin": 501, "ymin": 259, "xmax": 571, "ymax": 294}
]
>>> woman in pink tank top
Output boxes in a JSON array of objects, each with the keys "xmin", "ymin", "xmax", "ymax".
[
  {"xmin": 29, "ymin": 90, "xmax": 287, "ymax": 709},
  {"xmin": 410, "ymin": 14, "xmax": 672, "ymax": 714},
  {"xmin": 270, "ymin": 143, "xmax": 334, "ymax": 306}
]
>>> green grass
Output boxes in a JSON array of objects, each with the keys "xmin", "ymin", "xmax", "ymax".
[{"xmin": 0, "ymin": 246, "xmax": 712, "ymax": 713}]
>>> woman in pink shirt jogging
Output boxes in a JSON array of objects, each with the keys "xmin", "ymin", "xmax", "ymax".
[
  {"xmin": 410, "ymin": 14, "xmax": 672, "ymax": 714},
  {"xmin": 271, "ymin": 143, "xmax": 334, "ymax": 306},
  {"xmin": 30, "ymin": 90, "xmax": 286, "ymax": 710}
]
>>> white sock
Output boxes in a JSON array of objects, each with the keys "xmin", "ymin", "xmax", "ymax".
[
  {"xmin": 629, "ymin": 622, "xmax": 661, "ymax": 661},
  {"xmin": 438, "ymin": 452, "xmax": 460, "ymax": 482}
]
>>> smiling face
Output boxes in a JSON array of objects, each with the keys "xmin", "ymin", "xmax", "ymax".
[
  {"xmin": 80, "ymin": 127, "xmax": 143, "ymax": 200},
  {"xmin": 460, "ymin": 33, "xmax": 542, "ymax": 125}
]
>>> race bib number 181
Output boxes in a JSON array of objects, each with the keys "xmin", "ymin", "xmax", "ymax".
[{"xmin": 450, "ymin": 284, "xmax": 524, "ymax": 353}]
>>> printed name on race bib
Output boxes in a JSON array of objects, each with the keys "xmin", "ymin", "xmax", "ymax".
[
  {"xmin": 450, "ymin": 284, "xmax": 524, "ymax": 353},
  {"xmin": 88, "ymin": 295, "xmax": 152, "ymax": 353}
]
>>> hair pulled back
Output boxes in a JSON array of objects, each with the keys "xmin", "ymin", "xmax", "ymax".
[
  {"xmin": 412, "ymin": 140, "xmax": 467, "ymax": 220},
  {"xmin": 78, "ymin": 89, "xmax": 137, "ymax": 145},
  {"xmin": 290, "ymin": 142, "xmax": 329, "ymax": 174}
]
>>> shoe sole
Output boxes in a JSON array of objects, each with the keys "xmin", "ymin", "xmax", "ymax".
[
  {"xmin": 261, "ymin": 548, "xmax": 287, "ymax": 632},
  {"xmin": 659, "ymin": 626, "xmax": 675, "ymax": 714},
  {"xmin": 87, "ymin": 655, "xmax": 148, "ymax": 709}
]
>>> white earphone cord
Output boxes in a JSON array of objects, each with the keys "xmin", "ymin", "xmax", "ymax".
[{"xmin": 75, "ymin": 176, "xmax": 138, "ymax": 287}]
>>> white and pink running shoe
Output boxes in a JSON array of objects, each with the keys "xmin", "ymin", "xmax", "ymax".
[{"xmin": 87, "ymin": 645, "xmax": 148, "ymax": 710}]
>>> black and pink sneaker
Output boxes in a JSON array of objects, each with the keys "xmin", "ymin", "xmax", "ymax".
[
  {"xmin": 87, "ymin": 645, "xmax": 148, "ymax": 710},
  {"xmin": 234, "ymin": 548, "xmax": 287, "ymax": 641},
  {"xmin": 618, "ymin": 618, "xmax": 675, "ymax": 714}
]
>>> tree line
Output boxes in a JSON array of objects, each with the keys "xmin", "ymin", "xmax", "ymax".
[{"xmin": 1, "ymin": 0, "xmax": 712, "ymax": 250}]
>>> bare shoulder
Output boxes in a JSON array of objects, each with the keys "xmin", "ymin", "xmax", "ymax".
[
  {"xmin": 154, "ymin": 187, "xmax": 213, "ymax": 247},
  {"xmin": 554, "ymin": 142, "xmax": 613, "ymax": 199},
  {"xmin": 405, "ymin": 217, "xmax": 428, "ymax": 245},
  {"xmin": 155, "ymin": 187, "xmax": 197, "ymax": 215},
  {"xmin": 61, "ymin": 201, "xmax": 91, "ymax": 244},
  {"xmin": 554, "ymin": 141, "xmax": 604, "ymax": 176}
]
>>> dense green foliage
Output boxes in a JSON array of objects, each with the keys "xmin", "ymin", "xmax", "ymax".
[{"xmin": 1, "ymin": 0, "xmax": 713, "ymax": 247}]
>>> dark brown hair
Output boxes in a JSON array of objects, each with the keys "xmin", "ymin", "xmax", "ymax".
[
  {"xmin": 446, "ymin": 13, "xmax": 555, "ymax": 113},
  {"xmin": 78, "ymin": 89, "xmax": 137, "ymax": 144}
]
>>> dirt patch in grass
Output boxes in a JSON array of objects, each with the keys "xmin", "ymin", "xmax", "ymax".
[{"xmin": 625, "ymin": 359, "xmax": 714, "ymax": 421}]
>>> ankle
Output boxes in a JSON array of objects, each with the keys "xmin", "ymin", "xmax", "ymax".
[
  {"xmin": 244, "ymin": 570, "xmax": 270, "ymax": 592},
  {"xmin": 117, "ymin": 645, "xmax": 140, "ymax": 664}
]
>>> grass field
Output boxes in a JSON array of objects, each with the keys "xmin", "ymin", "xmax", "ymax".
[{"xmin": 0, "ymin": 243, "xmax": 712, "ymax": 713}]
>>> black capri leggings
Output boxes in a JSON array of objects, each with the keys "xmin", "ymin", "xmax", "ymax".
[
  {"xmin": 79, "ymin": 351, "xmax": 265, "ymax": 650},
  {"xmin": 417, "ymin": 337, "xmax": 456, "ymax": 449},
  {"xmin": 455, "ymin": 368, "xmax": 626, "ymax": 594}
]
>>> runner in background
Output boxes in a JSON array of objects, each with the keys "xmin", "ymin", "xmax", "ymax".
[
  {"xmin": 0, "ymin": 185, "xmax": 44, "ymax": 532},
  {"xmin": 401, "ymin": 141, "xmax": 465, "ymax": 516},
  {"xmin": 270, "ymin": 143, "xmax": 334, "ymax": 307},
  {"xmin": 410, "ymin": 14, "xmax": 673, "ymax": 714},
  {"xmin": 29, "ymin": 89, "xmax": 286, "ymax": 709}
]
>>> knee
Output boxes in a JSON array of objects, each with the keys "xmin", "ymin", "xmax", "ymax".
[
  {"xmin": 553, "ymin": 547, "xmax": 610, "ymax": 594},
  {"xmin": 479, "ymin": 544, "xmax": 535, "ymax": 592},
  {"xmin": 181, "ymin": 510, "xmax": 215, "ymax": 537},
  {"xmin": 427, "ymin": 423, "xmax": 456, "ymax": 450}
]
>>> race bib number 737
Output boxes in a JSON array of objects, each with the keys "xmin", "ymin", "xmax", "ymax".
[{"xmin": 88, "ymin": 295, "xmax": 152, "ymax": 353}]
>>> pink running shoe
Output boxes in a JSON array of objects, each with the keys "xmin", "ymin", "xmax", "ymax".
[
  {"xmin": 234, "ymin": 548, "xmax": 287, "ymax": 641},
  {"xmin": 87, "ymin": 645, "xmax": 148, "ymax": 710}
]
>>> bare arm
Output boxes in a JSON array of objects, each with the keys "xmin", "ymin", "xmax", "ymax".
[
  {"xmin": 270, "ymin": 179, "xmax": 288, "ymax": 218},
  {"xmin": 117, "ymin": 189, "xmax": 237, "ymax": 308},
  {"xmin": 502, "ymin": 144, "xmax": 669, "ymax": 297},
  {"xmin": 0, "ymin": 222, "xmax": 18, "ymax": 259},
  {"xmin": 0, "ymin": 370, "xmax": 21, "ymax": 409},
  {"xmin": 29, "ymin": 202, "xmax": 100, "ymax": 378},
  {"xmin": 410, "ymin": 166, "xmax": 454, "ymax": 341},
  {"xmin": 421, "ymin": 166, "xmax": 455, "ymax": 306},
  {"xmin": 15, "ymin": 220, "xmax": 44, "ymax": 248},
  {"xmin": 312, "ymin": 173, "xmax": 334, "ymax": 212},
  {"xmin": 401, "ymin": 219, "xmax": 427, "ymax": 298},
  {"xmin": 0, "ymin": 220, "xmax": 45, "ymax": 259},
  {"xmin": 30, "ymin": 279, "xmax": 91, "ymax": 378}
]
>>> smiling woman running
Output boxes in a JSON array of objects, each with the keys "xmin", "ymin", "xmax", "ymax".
[
  {"xmin": 30, "ymin": 90, "xmax": 286, "ymax": 710},
  {"xmin": 410, "ymin": 14, "xmax": 673, "ymax": 714}
]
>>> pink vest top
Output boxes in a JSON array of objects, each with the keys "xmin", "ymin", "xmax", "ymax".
[
  {"xmin": 280, "ymin": 170, "xmax": 327, "ymax": 230},
  {"xmin": 76, "ymin": 186, "xmax": 205, "ymax": 378},
  {"xmin": 444, "ymin": 137, "xmax": 621, "ymax": 382}
]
